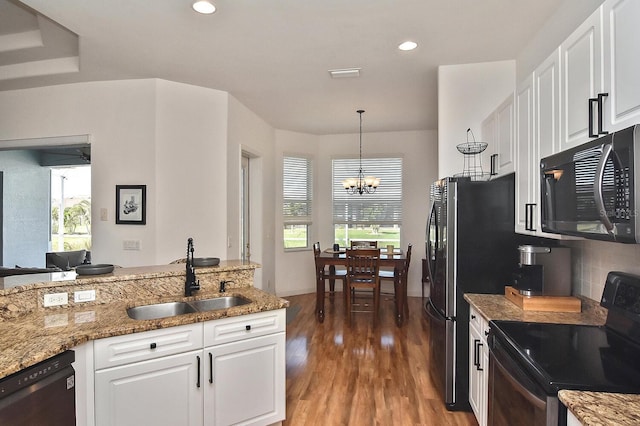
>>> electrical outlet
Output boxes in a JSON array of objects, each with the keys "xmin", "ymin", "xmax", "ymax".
[
  {"xmin": 100, "ymin": 208, "xmax": 108, "ymax": 221},
  {"xmin": 74, "ymin": 289, "xmax": 96, "ymax": 303},
  {"xmin": 123, "ymin": 240, "xmax": 141, "ymax": 250},
  {"xmin": 44, "ymin": 292, "xmax": 68, "ymax": 307}
]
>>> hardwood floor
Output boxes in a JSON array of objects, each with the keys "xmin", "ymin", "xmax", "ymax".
[{"xmin": 283, "ymin": 292, "xmax": 478, "ymax": 426}]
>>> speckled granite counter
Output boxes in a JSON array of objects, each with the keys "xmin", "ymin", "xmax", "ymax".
[
  {"xmin": 464, "ymin": 293, "xmax": 607, "ymax": 325},
  {"xmin": 0, "ymin": 261, "xmax": 288, "ymax": 379},
  {"xmin": 559, "ymin": 390, "xmax": 640, "ymax": 426}
]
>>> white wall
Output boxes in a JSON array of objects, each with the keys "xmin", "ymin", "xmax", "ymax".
[
  {"xmin": 227, "ymin": 95, "xmax": 276, "ymax": 292},
  {"xmin": 274, "ymin": 129, "xmax": 437, "ymax": 298},
  {"xmin": 154, "ymin": 80, "xmax": 229, "ymax": 263},
  {"xmin": 0, "ymin": 79, "xmax": 235, "ymax": 267},
  {"xmin": 437, "ymin": 60, "xmax": 515, "ymax": 179}
]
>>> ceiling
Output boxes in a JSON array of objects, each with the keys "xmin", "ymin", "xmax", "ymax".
[{"xmin": 0, "ymin": 0, "xmax": 566, "ymax": 135}]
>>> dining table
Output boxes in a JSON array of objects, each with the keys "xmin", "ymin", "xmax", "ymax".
[{"xmin": 315, "ymin": 249, "xmax": 408, "ymax": 326}]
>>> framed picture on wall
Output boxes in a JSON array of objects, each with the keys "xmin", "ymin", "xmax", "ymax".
[{"xmin": 116, "ymin": 185, "xmax": 146, "ymax": 225}]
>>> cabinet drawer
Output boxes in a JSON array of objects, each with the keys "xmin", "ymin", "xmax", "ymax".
[
  {"xmin": 469, "ymin": 306, "xmax": 485, "ymax": 333},
  {"xmin": 204, "ymin": 309, "xmax": 285, "ymax": 347},
  {"xmin": 94, "ymin": 323, "xmax": 203, "ymax": 370}
]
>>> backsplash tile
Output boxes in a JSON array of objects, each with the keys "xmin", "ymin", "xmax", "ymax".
[{"xmin": 567, "ymin": 239, "xmax": 640, "ymax": 301}]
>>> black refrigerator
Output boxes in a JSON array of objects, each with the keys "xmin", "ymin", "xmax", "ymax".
[{"xmin": 424, "ymin": 173, "xmax": 518, "ymax": 411}]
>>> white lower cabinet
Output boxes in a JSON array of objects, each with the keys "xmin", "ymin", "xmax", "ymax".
[
  {"xmin": 94, "ymin": 310, "xmax": 286, "ymax": 426},
  {"xmin": 468, "ymin": 306, "xmax": 489, "ymax": 426},
  {"xmin": 95, "ymin": 350, "xmax": 203, "ymax": 426},
  {"xmin": 205, "ymin": 333, "xmax": 285, "ymax": 426}
]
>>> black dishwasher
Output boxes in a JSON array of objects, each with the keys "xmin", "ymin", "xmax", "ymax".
[{"xmin": 0, "ymin": 350, "xmax": 75, "ymax": 425}]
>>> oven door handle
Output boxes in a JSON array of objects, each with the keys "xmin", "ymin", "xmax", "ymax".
[
  {"xmin": 593, "ymin": 143, "xmax": 614, "ymax": 234},
  {"xmin": 490, "ymin": 347, "xmax": 546, "ymax": 411}
]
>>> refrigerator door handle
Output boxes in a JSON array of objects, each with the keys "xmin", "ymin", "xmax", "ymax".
[
  {"xmin": 426, "ymin": 200, "xmax": 438, "ymax": 285},
  {"xmin": 426, "ymin": 298, "xmax": 455, "ymax": 322}
]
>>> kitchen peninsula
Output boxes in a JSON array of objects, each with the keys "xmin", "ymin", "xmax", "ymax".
[{"xmin": 0, "ymin": 262, "xmax": 288, "ymax": 426}]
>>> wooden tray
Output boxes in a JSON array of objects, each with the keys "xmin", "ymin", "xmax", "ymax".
[{"xmin": 504, "ymin": 286, "xmax": 581, "ymax": 313}]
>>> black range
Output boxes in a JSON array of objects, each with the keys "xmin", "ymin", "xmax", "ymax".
[{"xmin": 487, "ymin": 271, "xmax": 640, "ymax": 426}]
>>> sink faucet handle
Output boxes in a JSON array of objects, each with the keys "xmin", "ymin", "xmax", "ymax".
[{"xmin": 219, "ymin": 280, "xmax": 234, "ymax": 293}]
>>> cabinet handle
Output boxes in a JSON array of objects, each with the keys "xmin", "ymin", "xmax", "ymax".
[
  {"xmin": 477, "ymin": 342, "xmax": 484, "ymax": 371},
  {"xmin": 597, "ymin": 93, "xmax": 609, "ymax": 135},
  {"xmin": 589, "ymin": 97, "xmax": 598, "ymax": 137},
  {"xmin": 246, "ymin": 325, "xmax": 251, "ymax": 331},
  {"xmin": 490, "ymin": 154, "xmax": 498, "ymax": 176},
  {"xmin": 209, "ymin": 352, "xmax": 213, "ymax": 384},
  {"xmin": 525, "ymin": 203, "xmax": 537, "ymax": 231},
  {"xmin": 196, "ymin": 355, "xmax": 201, "ymax": 388},
  {"xmin": 471, "ymin": 314, "xmax": 476, "ymax": 320},
  {"xmin": 473, "ymin": 339, "xmax": 480, "ymax": 369},
  {"xmin": 150, "ymin": 342, "xmax": 157, "ymax": 349}
]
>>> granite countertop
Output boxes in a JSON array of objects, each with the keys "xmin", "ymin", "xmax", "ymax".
[
  {"xmin": 464, "ymin": 293, "xmax": 607, "ymax": 325},
  {"xmin": 559, "ymin": 390, "xmax": 640, "ymax": 426},
  {"xmin": 0, "ymin": 262, "xmax": 288, "ymax": 379}
]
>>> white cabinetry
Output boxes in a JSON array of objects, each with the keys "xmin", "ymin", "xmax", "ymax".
[
  {"xmin": 93, "ymin": 310, "xmax": 286, "ymax": 426},
  {"xmin": 560, "ymin": 6, "xmax": 603, "ymax": 151},
  {"xmin": 567, "ymin": 408, "xmax": 583, "ymax": 426},
  {"xmin": 94, "ymin": 323, "xmax": 204, "ymax": 426},
  {"xmin": 535, "ymin": 48, "xmax": 561, "ymax": 160},
  {"xmin": 482, "ymin": 94, "xmax": 515, "ymax": 178},
  {"xmin": 468, "ymin": 306, "xmax": 489, "ymax": 426},
  {"xmin": 203, "ymin": 310, "xmax": 286, "ymax": 426},
  {"xmin": 515, "ymin": 74, "xmax": 536, "ymax": 235},
  {"xmin": 602, "ymin": 0, "xmax": 640, "ymax": 133}
]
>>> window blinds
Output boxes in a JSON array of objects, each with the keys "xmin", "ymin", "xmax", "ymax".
[
  {"xmin": 283, "ymin": 156, "xmax": 312, "ymax": 224},
  {"xmin": 332, "ymin": 157, "xmax": 402, "ymax": 225}
]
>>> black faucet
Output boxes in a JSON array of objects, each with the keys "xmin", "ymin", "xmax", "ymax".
[{"xmin": 185, "ymin": 237, "xmax": 200, "ymax": 297}]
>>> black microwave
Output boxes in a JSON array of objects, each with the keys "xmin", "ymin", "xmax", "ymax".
[{"xmin": 540, "ymin": 125, "xmax": 640, "ymax": 243}]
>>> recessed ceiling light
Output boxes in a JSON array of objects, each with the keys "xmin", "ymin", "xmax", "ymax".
[
  {"xmin": 192, "ymin": 1, "xmax": 216, "ymax": 14},
  {"xmin": 398, "ymin": 41, "xmax": 418, "ymax": 51}
]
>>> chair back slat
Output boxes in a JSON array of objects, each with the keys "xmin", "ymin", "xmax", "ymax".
[
  {"xmin": 350, "ymin": 240, "xmax": 378, "ymax": 248},
  {"xmin": 346, "ymin": 248, "xmax": 380, "ymax": 281}
]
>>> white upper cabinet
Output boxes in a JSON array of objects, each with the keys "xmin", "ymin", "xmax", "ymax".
[
  {"xmin": 602, "ymin": 0, "xmax": 640, "ymax": 133},
  {"xmin": 482, "ymin": 94, "xmax": 515, "ymax": 178},
  {"xmin": 535, "ymin": 48, "xmax": 561, "ymax": 159},
  {"xmin": 495, "ymin": 94, "xmax": 516, "ymax": 176},
  {"xmin": 515, "ymin": 74, "xmax": 536, "ymax": 235},
  {"xmin": 560, "ymin": 6, "xmax": 604, "ymax": 151}
]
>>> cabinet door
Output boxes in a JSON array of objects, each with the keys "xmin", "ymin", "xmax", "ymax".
[
  {"xmin": 205, "ymin": 332, "xmax": 285, "ymax": 426},
  {"xmin": 603, "ymin": 0, "xmax": 640, "ymax": 132},
  {"xmin": 468, "ymin": 324, "xmax": 483, "ymax": 425},
  {"xmin": 481, "ymin": 112, "xmax": 497, "ymax": 176},
  {"xmin": 95, "ymin": 350, "xmax": 203, "ymax": 426},
  {"xmin": 560, "ymin": 6, "xmax": 603, "ymax": 150},
  {"xmin": 495, "ymin": 94, "xmax": 516, "ymax": 176},
  {"xmin": 535, "ymin": 48, "xmax": 561, "ymax": 159},
  {"xmin": 515, "ymin": 74, "xmax": 535, "ymax": 234}
]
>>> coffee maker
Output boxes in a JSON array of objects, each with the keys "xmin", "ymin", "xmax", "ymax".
[{"xmin": 513, "ymin": 245, "xmax": 571, "ymax": 296}]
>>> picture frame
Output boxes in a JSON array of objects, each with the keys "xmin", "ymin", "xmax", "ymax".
[{"xmin": 116, "ymin": 185, "xmax": 146, "ymax": 225}]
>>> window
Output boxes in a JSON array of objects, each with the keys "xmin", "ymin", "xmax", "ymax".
[
  {"xmin": 332, "ymin": 157, "xmax": 402, "ymax": 247},
  {"xmin": 283, "ymin": 156, "xmax": 312, "ymax": 249}
]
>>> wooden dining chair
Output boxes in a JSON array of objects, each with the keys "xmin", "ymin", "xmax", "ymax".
[
  {"xmin": 345, "ymin": 248, "xmax": 381, "ymax": 322},
  {"xmin": 379, "ymin": 244, "xmax": 412, "ymax": 317},
  {"xmin": 350, "ymin": 240, "xmax": 378, "ymax": 248},
  {"xmin": 313, "ymin": 242, "xmax": 346, "ymax": 301}
]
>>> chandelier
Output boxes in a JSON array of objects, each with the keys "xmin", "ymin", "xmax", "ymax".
[{"xmin": 342, "ymin": 110, "xmax": 380, "ymax": 194}]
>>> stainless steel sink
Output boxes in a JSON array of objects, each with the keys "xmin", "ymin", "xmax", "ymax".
[
  {"xmin": 127, "ymin": 296, "xmax": 252, "ymax": 320},
  {"xmin": 127, "ymin": 301, "xmax": 197, "ymax": 320},
  {"xmin": 190, "ymin": 296, "xmax": 251, "ymax": 312}
]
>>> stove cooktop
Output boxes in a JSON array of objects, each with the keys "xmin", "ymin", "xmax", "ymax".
[{"xmin": 490, "ymin": 320, "xmax": 640, "ymax": 394}]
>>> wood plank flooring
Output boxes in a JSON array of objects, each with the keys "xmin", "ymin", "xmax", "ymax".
[{"xmin": 283, "ymin": 292, "xmax": 478, "ymax": 426}]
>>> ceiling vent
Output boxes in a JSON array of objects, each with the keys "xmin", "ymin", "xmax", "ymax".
[{"xmin": 328, "ymin": 68, "xmax": 361, "ymax": 79}]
